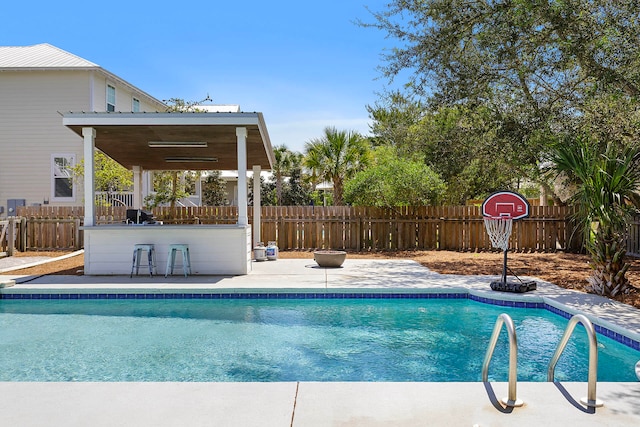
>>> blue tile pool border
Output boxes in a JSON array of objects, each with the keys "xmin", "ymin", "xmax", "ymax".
[{"xmin": 1, "ymin": 290, "xmax": 638, "ymax": 352}]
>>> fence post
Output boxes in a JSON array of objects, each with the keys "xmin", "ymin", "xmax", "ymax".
[
  {"xmin": 75, "ymin": 218, "xmax": 81, "ymax": 250},
  {"xmin": 20, "ymin": 217, "xmax": 27, "ymax": 252},
  {"xmin": 7, "ymin": 217, "xmax": 15, "ymax": 256}
]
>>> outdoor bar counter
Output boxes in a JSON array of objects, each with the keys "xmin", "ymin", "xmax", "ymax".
[
  {"xmin": 63, "ymin": 112, "xmax": 275, "ymax": 277},
  {"xmin": 82, "ymin": 224, "xmax": 252, "ymax": 276}
]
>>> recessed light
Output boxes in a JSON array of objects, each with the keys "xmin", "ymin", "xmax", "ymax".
[
  {"xmin": 149, "ymin": 141, "xmax": 208, "ymax": 148},
  {"xmin": 165, "ymin": 157, "xmax": 218, "ymax": 162}
]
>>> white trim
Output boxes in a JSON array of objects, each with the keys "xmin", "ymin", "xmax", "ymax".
[
  {"xmin": 132, "ymin": 166, "xmax": 143, "ymax": 209},
  {"xmin": 236, "ymin": 127, "xmax": 248, "ymax": 226},
  {"xmin": 50, "ymin": 153, "xmax": 76, "ymax": 202},
  {"xmin": 89, "ymin": 71, "xmax": 94, "ymax": 110},
  {"xmin": 82, "ymin": 127, "xmax": 96, "ymax": 226},
  {"xmin": 63, "ymin": 112, "xmax": 264, "ymax": 126},
  {"xmin": 253, "ymin": 165, "xmax": 261, "ymax": 246},
  {"xmin": 132, "ymin": 97, "xmax": 140, "ymax": 112}
]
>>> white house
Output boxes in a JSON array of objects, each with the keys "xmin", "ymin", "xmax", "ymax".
[
  {"xmin": 0, "ymin": 43, "xmax": 166, "ymax": 215},
  {"xmin": 0, "ymin": 44, "xmax": 275, "ymax": 274}
]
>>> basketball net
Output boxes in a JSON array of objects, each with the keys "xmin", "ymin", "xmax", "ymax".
[{"xmin": 483, "ymin": 216, "xmax": 513, "ymax": 251}]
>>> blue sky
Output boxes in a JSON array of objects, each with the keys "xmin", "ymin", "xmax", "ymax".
[{"xmin": 2, "ymin": 0, "xmax": 397, "ymax": 153}]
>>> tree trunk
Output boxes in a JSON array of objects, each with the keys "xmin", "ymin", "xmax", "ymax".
[{"xmin": 586, "ymin": 237, "xmax": 631, "ymax": 297}]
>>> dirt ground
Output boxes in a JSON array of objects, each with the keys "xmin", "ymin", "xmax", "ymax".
[{"xmin": 8, "ymin": 249, "xmax": 640, "ymax": 309}]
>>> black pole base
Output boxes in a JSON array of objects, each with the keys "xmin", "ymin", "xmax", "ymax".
[{"xmin": 490, "ymin": 280, "xmax": 537, "ymax": 293}]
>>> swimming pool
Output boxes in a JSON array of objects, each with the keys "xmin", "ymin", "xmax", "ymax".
[{"xmin": 0, "ymin": 297, "xmax": 638, "ymax": 382}]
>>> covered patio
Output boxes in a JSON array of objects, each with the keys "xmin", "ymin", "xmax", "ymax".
[{"xmin": 63, "ymin": 112, "xmax": 274, "ymax": 275}]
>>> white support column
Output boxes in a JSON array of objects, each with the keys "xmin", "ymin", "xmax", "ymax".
[
  {"xmin": 132, "ymin": 166, "xmax": 143, "ymax": 209},
  {"xmin": 236, "ymin": 127, "xmax": 248, "ymax": 226},
  {"xmin": 195, "ymin": 172, "xmax": 203, "ymax": 206},
  {"xmin": 252, "ymin": 165, "xmax": 261, "ymax": 246},
  {"xmin": 82, "ymin": 127, "xmax": 96, "ymax": 227},
  {"xmin": 142, "ymin": 170, "xmax": 152, "ymax": 205}
]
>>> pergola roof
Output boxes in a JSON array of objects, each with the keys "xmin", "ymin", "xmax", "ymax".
[{"xmin": 62, "ymin": 112, "xmax": 274, "ymax": 171}]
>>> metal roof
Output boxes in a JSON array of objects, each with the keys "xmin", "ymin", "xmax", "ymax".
[
  {"xmin": 0, "ymin": 43, "xmax": 98, "ymax": 69},
  {"xmin": 0, "ymin": 43, "xmax": 166, "ymax": 110}
]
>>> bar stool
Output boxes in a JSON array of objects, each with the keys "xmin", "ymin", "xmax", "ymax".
[
  {"xmin": 130, "ymin": 244, "xmax": 156, "ymax": 278},
  {"xmin": 165, "ymin": 244, "xmax": 191, "ymax": 277}
]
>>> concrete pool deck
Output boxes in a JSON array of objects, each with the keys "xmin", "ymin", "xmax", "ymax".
[{"xmin": 1, "ymin": 258, "xmax": 639, "ymax": 426}]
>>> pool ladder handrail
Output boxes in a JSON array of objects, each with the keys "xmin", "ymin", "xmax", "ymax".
[
  {"xmin": 547, "ymin": 314, "xmax": 604, "ymax": 407},
  {"xmin": 482, "ymin": 313, "xmax": 523, "ymax": 407}
]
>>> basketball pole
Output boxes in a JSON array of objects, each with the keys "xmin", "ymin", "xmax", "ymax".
[{"xmin": 502, "ymin": 249, "xmax": 508, "ymax": 285}]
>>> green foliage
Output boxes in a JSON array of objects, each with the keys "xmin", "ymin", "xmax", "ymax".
[
  {"xmin": 202, "ymin": 171, "xmax": 228, "ymax": 206},
  {"xmin": 304, "ymin": 127, "xmax": 371, "ymax": 205},
  {"xmin": 280, "ymin": 168, "xmax": 312, "ymax": 206},
  {"xmin": 344, "ymin": 146, "xmax": 446, "ymax": 207},
  {"xmin": 367, "ymin": 91, "xmax": 425, "ymax": 149},
  {"xmin": 164, "ymin": 96, "xmax": 212, "ymax": 112},
  {"xmin": 363, "ymin": 0, "xmax": 640, "ymax": 204},
  {"xmin": 71, "ymin": 151, "xmax": 132, "ymax": 206},
  {"xmin": 547, "ymin": 136, "xmax": 640, "ymax": 296},
  {"xmin": 375, "ymin": 102, "xmax": 526, "ymax": 203},
  {"xmin": 272, "ymin": 145, "xmax": 303, "ymax": 205},
  {"xmin": 259, "ymin": 168, "xmax": 312, "ymax": 206},
  {"xmin": 309, "ymin": 190, "xmax": 333, "ymax": 207},
  {"xmin": 144, "ymin": 171, "xmax": 191, "ymax": 208},
  {"xmin": 363, "ymin": 0, "xmax": 640, "ymax": 103}
]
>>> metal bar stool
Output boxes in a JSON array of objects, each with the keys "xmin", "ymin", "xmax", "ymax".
[
  {"xmin": 165, "ymin": 244, "xmax": 191, "ymax": 277},
  {"xmin": 130, "ymin": 244, "xmax": 156, "ymax": 278}
]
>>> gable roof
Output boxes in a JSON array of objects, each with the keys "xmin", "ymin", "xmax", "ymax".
[
  {"xmin": 0, "ymin": 43, "xmax": 166, "ymax": 110},
  {"xmin": 0, "ymin": 43, "xmax": 98, "ymax": 69}
]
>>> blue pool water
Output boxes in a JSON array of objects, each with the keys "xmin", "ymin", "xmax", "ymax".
[{"xmin": 0, "ymin": 298, "xmax": 638, "ymax": 382}]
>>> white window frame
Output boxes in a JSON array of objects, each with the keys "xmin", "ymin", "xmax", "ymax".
[
  {"xmin": 132, "ymin": 97, "xmax": 140, "ymax": 112},
  {"xmin": 51, "ymin": 153, "xmax": 76, "ymax": 202},
  {"xmin": 106, "ymin": 84, "xmax": 116, "ymax": 112}
]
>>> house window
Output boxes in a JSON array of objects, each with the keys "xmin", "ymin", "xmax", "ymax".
[
  {"xmin": 132, "ymin": 97, "xmax": 140, "ymax": 112},
  {"xmin": 107, "ymin": 84, "xmax": 116, "ymax": 112},
  {"xmin": 52, "ymin": 154, "xmax": 75, "ymax": 202}
]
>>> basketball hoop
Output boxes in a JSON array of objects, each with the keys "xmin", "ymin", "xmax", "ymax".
[
  {"xmin": 481, "ymin": 191, "xmax": 536, "ymax": 293},
  {"xmin": 483, "ymin": 216, "xmax": 513, "ymax": 251}
]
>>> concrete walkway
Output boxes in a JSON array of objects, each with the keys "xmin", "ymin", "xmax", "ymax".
[{"xmin": 0, "ymin": 258, "xmax": 639, "ymax": 426}]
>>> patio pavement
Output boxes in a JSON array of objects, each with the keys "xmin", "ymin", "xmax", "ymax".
[{"xmin": 0, "ymin": 257, "xmax": 639, "ymax": 426}]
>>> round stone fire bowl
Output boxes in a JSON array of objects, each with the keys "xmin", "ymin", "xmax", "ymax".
[{"xmin": 313, "ymin": 250, "xmax": 347, "ymax": 268}]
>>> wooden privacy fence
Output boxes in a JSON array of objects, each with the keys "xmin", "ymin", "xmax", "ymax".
[
  {"xmin": 260, "ymin": 205, "xmax": 579, "ymax": 252},
  {"xmin": 15, "ymin": 205, "xmax": 580, "ymax": 253},
  {"xmin": 1, "ymin": 216, "xmax": 82, "ymax": 252}
]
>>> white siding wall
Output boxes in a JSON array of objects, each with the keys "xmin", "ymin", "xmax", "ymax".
[
  {"xmin": 0, "ymin": 70, "xmax": 164, "ymax": 213},
  {"xmin": 0, "ymin": 71, "xmax": 90, "ymax": 209},
  {"xmin": 90, "ymin": 74, "xmax": 162, "ymax": 113}
]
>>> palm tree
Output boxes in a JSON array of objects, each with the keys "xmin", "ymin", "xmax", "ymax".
[
  {"xmin": 549, "ymin": 137, "xmax": 640, "ymax": 297},
  {"xmin": 272, "ymin": 145, "xmax": 296, "ymax": 205},
  {"xmin": 303, "ymin": 127, "xmax": 370, "ymax": 205}
]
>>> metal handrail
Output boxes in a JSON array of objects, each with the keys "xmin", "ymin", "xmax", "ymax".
[
  {"xmin": 547, "ymin": 314, "xmax": 603, "ymax": 407},
  {"xmin": 482, "ymin": 313, "xmax": 523, "ymax": 407}
]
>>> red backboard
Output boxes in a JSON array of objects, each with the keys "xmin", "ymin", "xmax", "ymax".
[{"xmin": 482, "ymin": 191, "xmax": 530, "ymax": 220}]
